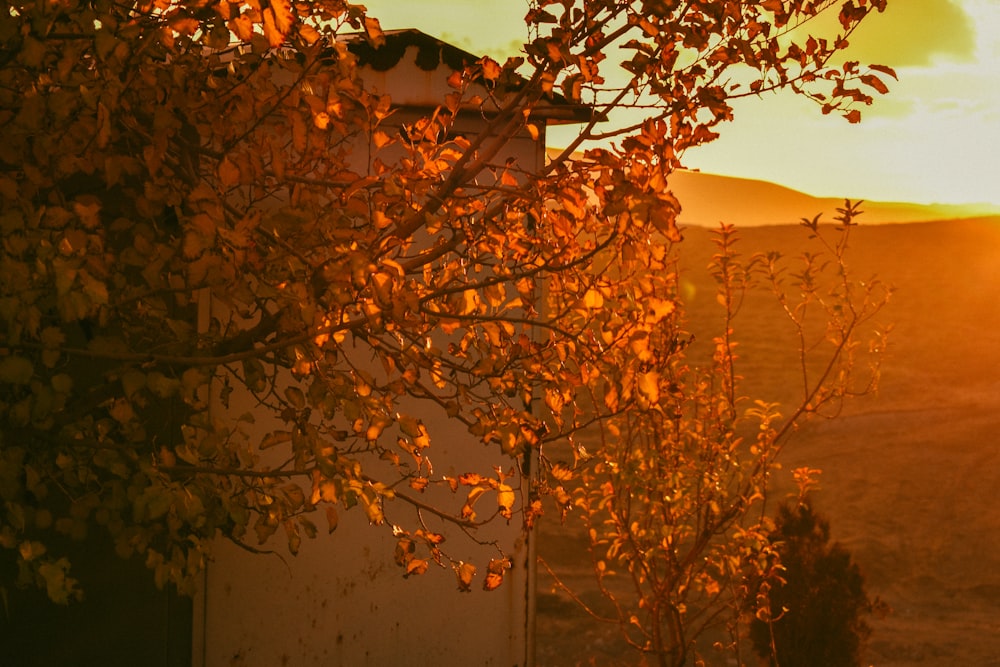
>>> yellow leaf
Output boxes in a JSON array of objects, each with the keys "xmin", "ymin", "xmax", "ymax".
[
  {"xmin": 497, "ymin": 483, "xmax": 515, "ymax": 520},
  {"xmin": 544, "ymin": 388, "xmax": 565, "ymax": 417},
  {"xmin": 481, "ymin": 321, "xmax": 502, "ymax": 347},
  {"xmin": 454, "ymin": 561, "xmax": 476, "ymax": 592},
  {"xmin": 461, "ymin": 289, "xmax": 480, "ymax": 315},
  {"xmin": 361, "ymin": 489, "xmax": 384, "ymax": 525},
  {"xmin": 309, "ymin": 471, "xmax": 322, "ymax": 505},
  {"xmin": 371, "ymin": 271, "xmax": 393, "ymax": 303},
  {"xmin": 637, "ymin": 371, "xmax": 660, "ymax": 404},
  {"xmin": 550, "ymin": 465, "xmax": 574, "ymax": 482},
  {"xmin": 461, "ymin": 485, "xmax": 489, "ymax": 521},
  {"xmin": 583, "ymin": 288, "xmax": 604, "ymax": 309},
  {"xmin": 365, "ymin": 421, "xmax": 386, "ymax": 441},
  {"xmin": 630, "ymin": 331, "xmax": 653, "ymax": 362},
  {"xmin": 320, "ymin": 481, "xmax": 338, "ymax": 503},
  {"xmin": 644, "ymin": 297, "xmax": 676, "ymax": 324}
]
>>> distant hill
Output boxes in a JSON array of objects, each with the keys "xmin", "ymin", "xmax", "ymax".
[
  {"xmin": 669, "ymin": 169, "xmax": 1000, "ymax": 227},
  {"xmin": 547, "ymin": 147, "xmax": 1000, "ymax": 226}
]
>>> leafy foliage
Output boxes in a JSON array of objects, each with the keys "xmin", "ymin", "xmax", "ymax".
[{"xmin": 0, "ymin": 0, "xmax": 891, "ymax": 620}]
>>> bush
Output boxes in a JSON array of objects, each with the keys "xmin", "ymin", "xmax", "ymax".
[{"xmin": 750, "ymin": 501, "xmax": 875, "ymax": 667}]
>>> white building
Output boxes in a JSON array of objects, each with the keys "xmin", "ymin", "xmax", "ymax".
[{"xmin": 192, "ymin": 30, "xmax": 594, "ymax": 667}]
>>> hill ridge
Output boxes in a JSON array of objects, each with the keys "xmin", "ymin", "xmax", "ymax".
[{"xmin": 668, "ymin": 169, "xmax": 1000, "ymax": 227}]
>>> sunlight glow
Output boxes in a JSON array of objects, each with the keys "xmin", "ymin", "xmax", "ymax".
[{"xmin": 362, "ymin": 0, "xmax": 1000, "ymax": 206}]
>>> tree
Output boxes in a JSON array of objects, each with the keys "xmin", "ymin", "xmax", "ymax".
[
  {"xmin": 542, "ymin": 210, "xmax": 890, "ymax": 666},
  {"xmin": 0, "ymin": 0, "xmax": 891, "ymax": 635}
]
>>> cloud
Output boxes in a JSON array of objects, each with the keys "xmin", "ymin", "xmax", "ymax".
[{"xmin": 847, "ymin": 0, "xmax": 975, "ymax": 67}]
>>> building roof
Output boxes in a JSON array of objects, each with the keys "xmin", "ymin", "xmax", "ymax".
[{"xmin": 343, "ymin": 29, "xmax": 601, "ymax": 125}]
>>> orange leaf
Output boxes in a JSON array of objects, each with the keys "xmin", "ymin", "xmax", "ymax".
[
  {"xmin": 262, "ymin": 8, "xmax": 286, "ymax": 47},
  {"xmin": 480, "ymin": 56, "xmax": 501, "ymax": 82},
  {"xmin": 373, "ymin": 130, "xmax": 393, "ymax": 149},
  {"xmin": 268, "ymin": 137, "xmax": 285, "ymax": 180},
  {"xmin": 298, "ymin": 23, "xmax": 320, "ymax": 45},
  {"xmin": 868, "ymin": 63, "xmax": 898, "ymax": 80},
  {"xmin": 458, "ymin": 472, "xmax": 486, "ymax": 486},
  {"xmin": 482, "ymin": 557, "xmax": 510, "ymax": 591},
  {"xmin": 416, "ymin": 529, "xmax": 445, "ymax": 546},
  {"xmin": 217, "ymin": 156, "xmax": 241, "ymax": 187},
  {"xmin": 270, "ymin": 0, "xmax": 294, "ymax": 33},
  {"xmin": 168, "ymin": 16, "xmax": 200, "ymax": 36},
  {"xmin": 229, "ymin": 15, "xmax": 254, "ymax": 42},
  {"xmin": 860, "ymin": 73, "xmax": 889, "ymax": 95},
  {"xmin": 404, "ymin": 558, "xmax": 429, "ymax": 577}
]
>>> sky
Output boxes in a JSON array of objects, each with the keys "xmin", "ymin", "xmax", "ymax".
[{"xmin": 360, "ymin": 0, "xmax": 999, "ymax": 207}]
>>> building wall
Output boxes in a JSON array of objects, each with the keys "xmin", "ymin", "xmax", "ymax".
[{"xmin": 193, "ymin": 49, "xmax": 546, "ymax": 667}]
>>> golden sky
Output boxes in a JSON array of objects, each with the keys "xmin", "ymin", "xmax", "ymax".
[{"xmin": 362, "ymin": 0, "xmax": 999, "ymax": 206}]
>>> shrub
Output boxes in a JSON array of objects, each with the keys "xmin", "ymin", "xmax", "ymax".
[{"xmin": 750, "ymin": 501, "xmax": 875, "ymax": 667}]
